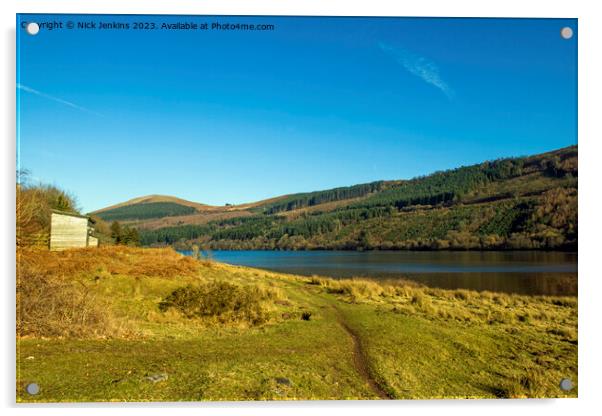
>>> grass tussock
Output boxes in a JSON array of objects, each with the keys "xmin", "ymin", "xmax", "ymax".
[
  {"xmin": 307, "ymin": 274, "xmax": 577, "ymax": 330},
  {"xmin": 308, "ymin": 276, "xmax": 421, "ymax": 302},
  {"xmin": 158, "ymin": 281, "xmax": 285, "ymax": 326},
  {"xmin": 499, "ymin": 369, "xmax": 548, "ymax": 398}
]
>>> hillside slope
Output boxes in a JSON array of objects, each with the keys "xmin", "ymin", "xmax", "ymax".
[
  {"xmin": 97, "ymin": 146, "xmax": 577, "ymax": 251},
  {"xmin": 93, "ymin": 194, "xmax": 213, "ymax": 214},
  {"xmin": 91, "ymin": 182, "xmax": 397, "ymax": 228}
]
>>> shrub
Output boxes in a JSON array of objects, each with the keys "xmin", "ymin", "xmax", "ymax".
[
  {"xmin": 159, "ymin": 281, "xmax": 278, "ymax": 325},
  {"xmin": 17, "ymin": 177, "xmax": 79, "ymax": 248}
]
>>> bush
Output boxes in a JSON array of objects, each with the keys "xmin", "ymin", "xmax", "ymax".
[
  {"xmin": 17, "ymin": 179, "xmax": 79, "ymax": 247},
  {"xmin": 159, "ymin": 281, "xmax": 278, "ymax": 325}
]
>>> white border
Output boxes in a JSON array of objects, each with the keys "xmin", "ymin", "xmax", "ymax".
[{"xmin": 2, "ymin": 1, "xmax": 601, "ymax": 416}]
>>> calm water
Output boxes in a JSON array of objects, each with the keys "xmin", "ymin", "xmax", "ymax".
[{"xmin": 179, "ymin": 250, "xmax": 577, "ymax": 296}]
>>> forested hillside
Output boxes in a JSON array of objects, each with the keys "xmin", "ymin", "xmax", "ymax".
[
  {"xmin": 253, "ymin": 181, "xmax": 388, "ymax": 214},
  {"xmin": 131, "ymin": 146, "xmax": 577, "ymax": 251},
  {"xmin": 95, "ymin": 201, "xmax": 197, "ymax": 222}
]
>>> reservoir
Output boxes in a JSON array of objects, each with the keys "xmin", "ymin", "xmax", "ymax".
[{"xmin": 179, "ymin": 250, "xmax": 577, "ymax": 296}]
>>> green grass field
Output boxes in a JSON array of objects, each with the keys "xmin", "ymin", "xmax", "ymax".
[{"xmin": 16, "ymin": 247, "xmax": 577, "ymax": 402}]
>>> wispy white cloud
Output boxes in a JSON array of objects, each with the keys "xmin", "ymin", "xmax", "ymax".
[
  {"xmin": 17, "ymin": 83, "xmax": 103, "ymax": 116},
  {"xmin": 378, "ymin": 42, "xmax": 454, "ymax": 99}
]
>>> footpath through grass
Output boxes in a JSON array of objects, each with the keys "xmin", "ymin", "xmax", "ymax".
[{"xmin": 17, "ymin": 247, "xmax": 577, "ymax": 401}]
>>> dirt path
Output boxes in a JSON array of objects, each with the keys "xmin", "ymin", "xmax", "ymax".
[
  {"xmin": 296, "ymin": 283, "xmax": 393, "ymax": 399},
  {"xmin": 332, "ymin": 306, "xmax": 393, "ymax": 400}
]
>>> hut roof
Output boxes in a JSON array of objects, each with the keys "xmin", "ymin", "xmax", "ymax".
[{"xmin": 51, "ymin": 209, "xmax": 96, "ymax": 224}]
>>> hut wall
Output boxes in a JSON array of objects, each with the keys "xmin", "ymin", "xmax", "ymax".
[{"xmin": 49, "ymin": 213, "xmax": 89, "ymax": 250}]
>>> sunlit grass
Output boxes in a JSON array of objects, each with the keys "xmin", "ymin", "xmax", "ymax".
[{"xmin": 17, "ymin": 246, "xmax": 577, "ymax": 401}]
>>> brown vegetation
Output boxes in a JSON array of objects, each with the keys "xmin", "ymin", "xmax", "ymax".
[
  {"xmin": 17, "ymin": 262, "xmax": 112, "ymax": 338},
  {"xmin": 18, "ymin": 246, "xmax": 200, "ymax": 280},
  {"xmin": 16, "ymin": 173, "xmax": 79, "ymax": 247},
  {"xmin": 16, "ymin": 246, "xmax": 202, "ymax": 338}
]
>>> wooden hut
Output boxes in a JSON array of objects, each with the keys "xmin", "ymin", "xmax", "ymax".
[{"xmin": 49, "ymin": 210, "xmax": 98, "ymax": 251}]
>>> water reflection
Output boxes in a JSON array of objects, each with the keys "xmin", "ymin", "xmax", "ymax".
[
  {"xmin": 401, "ymin": 272, "xmax": 577, "ymax": 296},
  {"xmin": 179, "ymin": 250, "xmax": 577, "ymax": 296}
]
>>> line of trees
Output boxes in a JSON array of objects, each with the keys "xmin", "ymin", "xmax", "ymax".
[
  {"xmin": 257, "ymin": 181, "xmax": 386, "ymax": 215},
  {"xmin": 110, "ymin": 221, "xmax": 140, "ymax": 246},
  {"xmin": 139, "ymin": 190, "xmax": 576, "ymax": 251}
]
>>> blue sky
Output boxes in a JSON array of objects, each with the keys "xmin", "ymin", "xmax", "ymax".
[{"xmin": 17, "ymin": 15, "xmax": 577, "ymax": 212}]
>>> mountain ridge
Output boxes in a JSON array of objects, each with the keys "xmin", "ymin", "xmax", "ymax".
[{"xmin": 92, "ymin": 145, "xmax": 577, "ymax": 251}]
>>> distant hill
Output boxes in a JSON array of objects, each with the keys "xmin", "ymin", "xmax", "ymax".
[
  {"xmin": 93, "ymin": 194, "xmax": 212, "ymax": 214},
  {"xmin": 95, "ymin": 145, "xmax": 577, "ymax": 251},
  {"xmin": 92, "ymin": 195, "xmax": 217, "ymax": 222}
]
